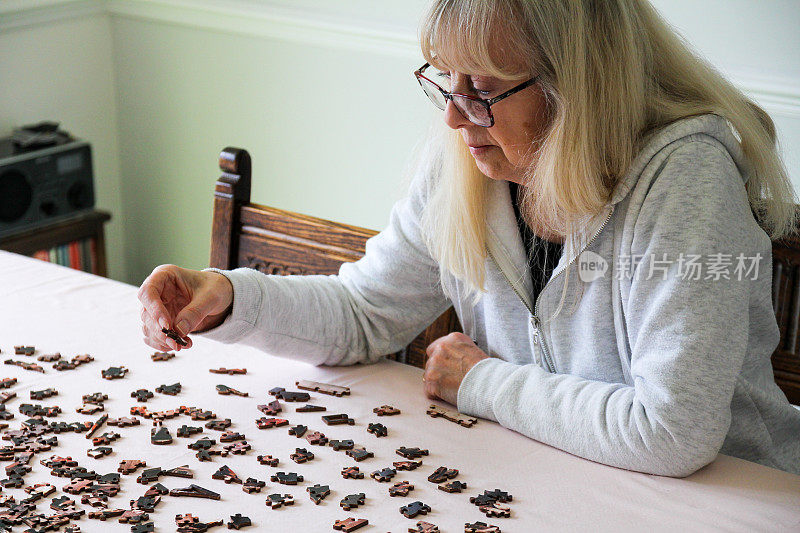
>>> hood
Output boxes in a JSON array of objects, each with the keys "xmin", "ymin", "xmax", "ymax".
[{"xmin": 484, "ymin": 113, "xmax": 748, "ymax": 307}]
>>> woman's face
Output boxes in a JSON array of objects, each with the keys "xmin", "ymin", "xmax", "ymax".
[{"xmin": 443, "ymin": 69, "xmax": 549, "ymax": 184}]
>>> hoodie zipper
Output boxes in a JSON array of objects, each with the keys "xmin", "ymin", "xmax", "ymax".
[{"xmin": 488, "ymin": 205, "xmax": 615, "ymax": 373}]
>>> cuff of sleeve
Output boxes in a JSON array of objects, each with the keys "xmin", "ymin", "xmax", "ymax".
[
  {"xmin": 457, "ymin": 357, "xmax": 519, "ymax": 422},
  {"xmin": 195, "ymin": 267, "xmax": 263, "ymax": 344}
]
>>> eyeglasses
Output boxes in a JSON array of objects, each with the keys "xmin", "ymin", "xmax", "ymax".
[{"xmin": 414, "ymin": 62, "xmax": 539, "ymax": 127}]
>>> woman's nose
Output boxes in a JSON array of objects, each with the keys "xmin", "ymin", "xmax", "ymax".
[{"xmin": 443, "ymin": 99, "xmax": 470, "ymax": 130}]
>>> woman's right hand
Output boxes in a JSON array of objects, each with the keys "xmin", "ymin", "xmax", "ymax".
[{"xmin": 138, "ymin": 265, "xmax": 233, "ymax": 352}]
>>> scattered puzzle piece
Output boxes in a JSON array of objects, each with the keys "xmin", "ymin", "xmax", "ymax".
[
  {"xmin": 131, "ymin": 389, "xmax": 154, "ymax": 402},
  {"xmin": 257, "ymin": 400, "xmax": 282, "ymax": 416},
  {"xmin": 373, "ymin": 405, "xmax": 401, "ymax": 416},
  {"xmin": 210, "ymin": 368, "xmax": 246, "ymax": 375},
  {"xmin": 101, "ymin": 366, "xmax": 127, "ymax": 380},
  {"xmin": 268, "ymin": 387, "xmax": 310, "ymax": 402},
  {"xmin": 227, "ymin": 513, "xmax": 252, "ymax": 529},
  {"xmin": 256, "ymin": 417, "xmax": 288, "ymax": 430},
  {"xmin": 340, "ymin": 493, "xmax": 365, "ymax": 510},
  {"xmin": 257, "ymin": 455, "xmax": 278, "ymax": 467},
  {"xmin": 389, "ymin": 480, "xmax": 414, "ymax": 497},
  {"xmin": 322, "ymin": 413, "xmax": 354, "ymax": 426},
  {"xmin": 346, "ymin": 447, "xmax": 373, "ymax": 462},
  {"xmin": 400, "ymin": 501, "xmax": 431, "ymax": 518},
  {"xmin": 393, "ymin": 460, "xmax": 423, "ymax": 471},
  {"xmin": 341, "ymin": 466, "xmax": 364, "ymax": 479},
  {"xmin": 333, "ymin": 517, "xmax": 369, "ymax": 531},
  {"xmin": 426, "ymin": 404, "xmax": 477, "ymax": 428},
  {"xmin": 169, "ymin": 484, "xmax": 221, "ymax": 500},
  {"xmin": 212, "ymin": 465, "xmax": 241, "ymax": 484},
  {"xmin": 396, "ymin": 447, "xmax": 429, "ymax": 460},
  {"xmin": 464, "ymin": 521, "xmax": 501, "ymax": 533},
  {"xmin": 30, "ymin": 388, "xmax": 57, "ymax": 400},
  {"xmin": 409, "ymin": 522, "xmax": 439, "ymax": 533},
  {"xmin": 265, "ymin": 493, "xmax": 294, "ymax": 509},
  {"xmin": 242, "ymin": 477, "xmax": 265, "ymax": 494},
  {"xmin": 150, "ymin": 426, "xmax": 172, "ymax": 445},
  {"xmin": 307, "ymin": 483, "xmax": 330, "ymax": 504},
  {"xmin": 330, "ymin": 439, "xmax": 355, "ymax": 451},
  {"xmin": 216, "ymin": 384, "xmax": 248, "ymax": 397},
  {"xmin": 177, "ymin": 425, "xmax": 203, "ymax": 437},
  {"xmin": 118, "ymin": 459, "xmax": 146, "ymax": 475},
  {"xmin": 367, "ymin": 422, "xmax": 388, "ymax": 437},
  {"xmin": 296, "ymin": 380, "xmax": 350, "ymax": 397},
  {"xmin": 296, "ymin": 404, "xmax": 326, "ymax": 412},
  {"xmin": 290, "ymin": 448, "xmax": 314, "ymax": 464},
  {"xmin": 156, "ymin": 383, "xmax": 181, "ymax": 395},
  {"xmin": 371, "ymin": 468, "xmax": 396, "ymax": 482},
  {"xmin": 439, "ymin": 480, "xmax": 467, "ymax": 493},
  {"xmin": 270, "ymin": 472, "xmax": 303, "ymax": 485},
  {"xmin": 151, "ymin": 351, "xmax": 174, "ymax": 361},
  {"xmin": 427, "ymin": 466, "xmax": 458, "ymax": 484}
]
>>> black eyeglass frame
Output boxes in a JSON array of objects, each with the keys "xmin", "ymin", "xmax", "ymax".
[{"xmin": 414, "ymin": 62, "xmax": 539, "ymax": 127}]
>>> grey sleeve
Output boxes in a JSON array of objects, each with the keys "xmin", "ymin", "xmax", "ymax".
[
  {"xmin": 197, "ymin": 170, "xmax": 452, "ymax": 366},
  {"xmin": 457, "ymin": 140, "xmax": 759, "ymax": 477}
]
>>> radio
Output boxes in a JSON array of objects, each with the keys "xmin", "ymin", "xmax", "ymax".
[{"xmin": 0, "ymin": 122, "xmax": 95, "ymax": 237}]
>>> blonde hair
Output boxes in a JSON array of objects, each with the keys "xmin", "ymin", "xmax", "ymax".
[{"xmin": 417, "ymin": 0, "xmax": 798, "ymax": 317}]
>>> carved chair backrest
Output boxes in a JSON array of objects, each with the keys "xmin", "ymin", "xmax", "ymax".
[{"xmin": 209, "ymin": 147, "xmax": 460, "ymax": 369}]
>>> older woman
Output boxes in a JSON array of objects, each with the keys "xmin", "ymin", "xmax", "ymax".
[{"xmin": 139, "ymin": 0, "xmax": 800, "ymax": 477}]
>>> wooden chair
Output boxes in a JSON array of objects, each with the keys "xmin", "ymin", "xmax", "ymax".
[
  {"xmin": 209, "ymin": 147, "xmax": 460, "ymax": 369},
  {"xmin": 209, "ymin": 146, "xmax": 800, "ymax": 403}
]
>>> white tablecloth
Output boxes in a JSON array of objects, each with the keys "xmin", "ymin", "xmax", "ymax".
[{"xmin": 0, "ymin": 250, "xmax": 798, "ymax": 533}]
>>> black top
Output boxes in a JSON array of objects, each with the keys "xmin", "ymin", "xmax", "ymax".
[{"xmin": 508, "ymin": 182, "xmax": 564, "ymax": 304}]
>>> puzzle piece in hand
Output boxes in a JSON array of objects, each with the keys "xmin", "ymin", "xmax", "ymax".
[
  {"xmin": 426, "ymin": 404, "xmax": 477, "ymax": 428},
  {"xmin": 389, "ymin": 480, "xmax": 414, "ymax": 497},
  {"xmin": 400, "ymin": 501, "xmax": 431, "ymax": 518},
  {"xmin": 161, "ymin": 327, "xmax": 188, "ymax": 346},
  {"xmin": 295, "ymin": 380, "xmax": 350, "ymax": 397},
  {"xmin": 265, "ymin": 493, "xmax": 294, "ymax": 509},
  {"xmin": 339, "ymin": 492, "xmax": 365, "ymax": 510},
  {"xmin": 333, "ymin": 517, "xmax": 369, "ymax": 531}
]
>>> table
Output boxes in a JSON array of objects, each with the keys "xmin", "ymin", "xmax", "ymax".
[{"xmin": 0, "ymin": 250, "xmax": 798, "ymax": 532}]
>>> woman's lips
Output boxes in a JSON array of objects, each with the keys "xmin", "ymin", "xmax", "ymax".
[{"xmin": 468, "ymin": 145, "xmax": 493, "ymax": 156}]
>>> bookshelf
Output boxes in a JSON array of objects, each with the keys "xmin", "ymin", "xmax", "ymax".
[{"xmin": 0, "ymin": 210, "xmax": 111, "ymax": 276}]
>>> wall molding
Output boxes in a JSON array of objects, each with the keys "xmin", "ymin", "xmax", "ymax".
[{"xmin": 2, "ymin": 0, "xmax": 799, "ymax": 118}]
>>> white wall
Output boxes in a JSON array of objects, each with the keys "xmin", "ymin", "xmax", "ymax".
[
  {"xmin": 2, "ymin": 0, "xmax": 799, "ymax": 285},
  {"xmin": 0, "ymin": 2, "xmax": 127, "ymax": 281}
]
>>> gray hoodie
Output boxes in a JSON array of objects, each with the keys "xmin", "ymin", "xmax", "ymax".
[{"xmin": 201, "ymin": 113, "xmax": 800, "ymax": 477}]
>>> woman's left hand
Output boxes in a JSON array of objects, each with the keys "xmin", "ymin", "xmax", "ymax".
[{"xmin": 423, "ymin": 332, "xmax": 489, "ymax": 406}]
